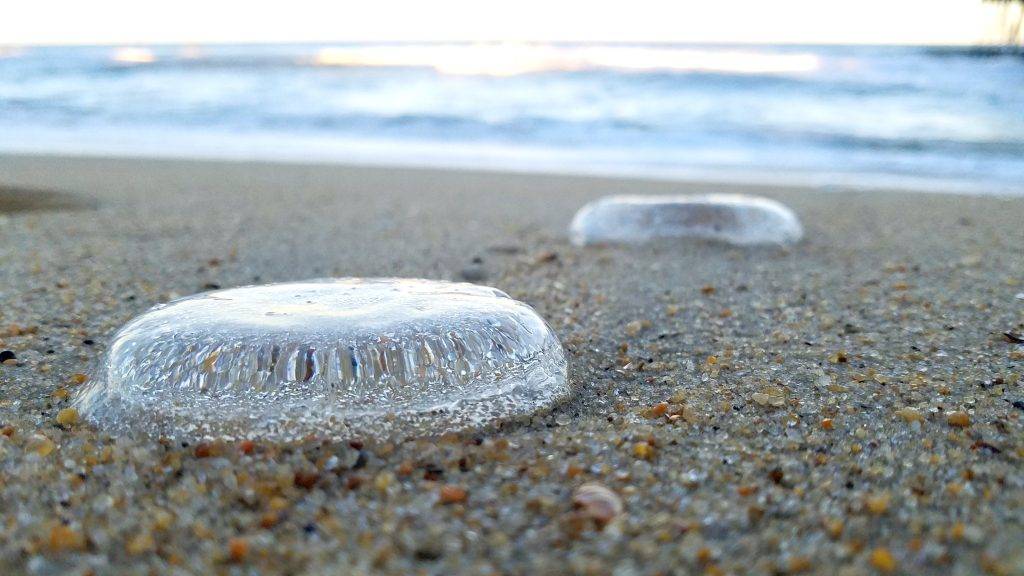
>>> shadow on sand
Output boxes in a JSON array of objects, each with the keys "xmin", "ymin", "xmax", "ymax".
[{"xmin": 0, "ymin": 186, "xmax": 97, "ymax": 213}]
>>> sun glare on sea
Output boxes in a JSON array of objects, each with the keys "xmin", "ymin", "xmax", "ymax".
[
  {"xmin": 112, "ymin": 47, "xmax": 156, "ymax": 64},
  {"xmin": 312, "ymin": 44, "xmax": 559, "ymax": 76}
]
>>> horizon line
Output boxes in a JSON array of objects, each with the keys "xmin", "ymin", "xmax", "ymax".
[{"xmin": 3, "ymin": 39, "xmax": 1019, "ymax": 49}]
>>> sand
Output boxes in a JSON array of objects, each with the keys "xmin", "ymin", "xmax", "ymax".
[{"xmin": 0, "ymin": 154, "xmax": 1022, "ymax": 575}]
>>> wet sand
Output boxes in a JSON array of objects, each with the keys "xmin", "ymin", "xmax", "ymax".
[{"xmin": 0, "ymin": 154, "xmax": 1022, "ymax": 575}]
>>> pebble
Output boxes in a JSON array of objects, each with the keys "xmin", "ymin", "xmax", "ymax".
[
  {"xmin": 864, "ymin": 492, "xmax": 891, "ymax": 515},
  {"xmin": 632, "ymin": 442, "xmax": 655, "ymax": 460},
  {"xmin": 48, "ymin": 524, "xmax": 87, "ymax": 553},
  {"xmin": 946, "ymin": 412, "xmax": 971, "ymax": 427},
  {"xmin": 126, "ymin": 532, "xmax": 156, "ymax": 555},
  {"xmin": 227, "ymin": 537, "xmax": 249, "ymax": 562},
  {"xmin": 869, "ymin": 547, "xmax": 897, "ymax": 573},
  {"xmin": 293, "ymin": 470, "xmax": 320, "ymax": 489},
  {"xmin": 459, "ymin": 264, "xmax": 488, "ymax": 282},
  {"xmin": 438, "ymin": 485, "xmax": 468, "ymax": 505},
  {"xmin": 895, "ymin": 407, "xmax": 924, "ymax": 423},
  {"xmin": 55, "ymin": 408, "xmax": 79, "ymax": 426},
  {"xmin": 624, "ymin": 320, "xmax": 645, "ymax": 336},
  {"xmin": 751, "ymin": 390, "xmax": 785, "ymax": 407},
  {"xmin": 26, "ymin": 434, "xmax": 56, "ymax": 456}
]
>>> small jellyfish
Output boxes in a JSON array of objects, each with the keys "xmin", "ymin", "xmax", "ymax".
[
  {"xmin": 74, "ymin": 279, "xmax": 568, "ymax": 441},
  {"xmin": 569, "ymin": 194, "xmax": 803, "ymax": 246}
]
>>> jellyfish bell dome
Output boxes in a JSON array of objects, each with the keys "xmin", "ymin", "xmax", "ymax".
[
  {"xmin": 570, "ymin": 194, "xmax": 803, "ymax": 247},
  {"xmin": 74, "ymin": 278, "xmax": 569, "ymax": 441}
]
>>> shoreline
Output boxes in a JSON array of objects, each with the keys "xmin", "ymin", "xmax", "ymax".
[
  {"xmin": 2, "ymin": 132, "xmax": 1022, "ymax": 198},
  {"xmin": 6, "ymin": 152, "xmax": 1024, "ymax": 222}
]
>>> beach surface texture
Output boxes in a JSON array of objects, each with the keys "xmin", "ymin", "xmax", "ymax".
[{"xmin": 0, "ymin": 155, "xmax": 1022, "ymax": 575}]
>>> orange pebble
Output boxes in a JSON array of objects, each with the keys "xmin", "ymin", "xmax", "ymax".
[
  {"xmin": 259, "ymin": 512, "xmax": 279, "ymax": 529},
  {"xmin": 48, "ymin": 524, "xmax": 86, "ymax": 552},
  {"xmin": 228, "ymin": 537, "xmax": 248, "ymax": 562},
  {"xmin": 869, "ymin": 547, "xmax": 897, "ymax": 573},
  {"xmin": 644, "ymin": 402, "xmax": 668, "ymax": 418},
  {"xmin": 55, "ymin": 408, "xmax": 79, "ymax": 426},
  {"xmin": 439, "ymin": 485, "xmax": 468, "ymax": 504},
  {"xmin": 946, "ymin": 412, "xmax": 970, "ymax": 427}
]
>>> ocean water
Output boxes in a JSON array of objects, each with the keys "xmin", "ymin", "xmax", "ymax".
[{"xmin": 1, "ymin": 43, "xmax": 1022, "ymax": 194}]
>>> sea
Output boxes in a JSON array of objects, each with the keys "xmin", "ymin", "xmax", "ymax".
[{"xmin": 1, "ymin": 43, "xmax": 1022, "ymax": 194}]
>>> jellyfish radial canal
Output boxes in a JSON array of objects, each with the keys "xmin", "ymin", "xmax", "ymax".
[{"xmin": 74, "ymin": 279, "xmax": 569, "ymax": 441}]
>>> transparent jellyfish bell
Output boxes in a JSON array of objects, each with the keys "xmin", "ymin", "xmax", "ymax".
[
  {"xmin": 74, "ymin": 279, "xmax": 569, "ymax": 441},
  {"xmin": 570, "ymin": 194, "xmax": 804, "ymax": 246}
]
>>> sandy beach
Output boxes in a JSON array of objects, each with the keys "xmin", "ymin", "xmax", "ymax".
[{"xmin": 0, "ymin": 154, "xmax": 1022, "ymax": 575}]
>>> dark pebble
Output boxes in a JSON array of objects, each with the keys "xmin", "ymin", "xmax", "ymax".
[
  {"xmin": 0, "ymin": 350, "xmax": 15, "ymax": 362},
  {"xmin": 422, "ymin": 463, "xmax": 444, "ymax": 481},
  {"xmin": 414, "ymin": 547, "xmax": 442, "ymax": 561},
  {"xmin": 460, "ymin": 265, "xmax": 487, "ymax": 282},
  {"xmin": 485, "ymin": 244, "xmax": 522, "ymax": 255},
  {"xmin": 353, "ymin": 450, "xmax": 368, "ymax": 470}
]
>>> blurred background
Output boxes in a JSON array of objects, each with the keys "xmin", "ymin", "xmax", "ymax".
[{"xmin": 1, "ymin": 0, "xmax": 1022, "ymax": 194}]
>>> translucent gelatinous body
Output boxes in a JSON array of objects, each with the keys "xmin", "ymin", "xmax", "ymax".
[
  {"xmin": 570, "ymin": 194, "xmax": 803, "ymax": 246},
  {"xmin": 74, "ymin": 279, "xmax": 568, "ymax": 441}
]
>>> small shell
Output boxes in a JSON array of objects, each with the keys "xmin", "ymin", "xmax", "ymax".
[{"xmin": 572, "ymin": 483, "xmax": 623, "ymax": 526}]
